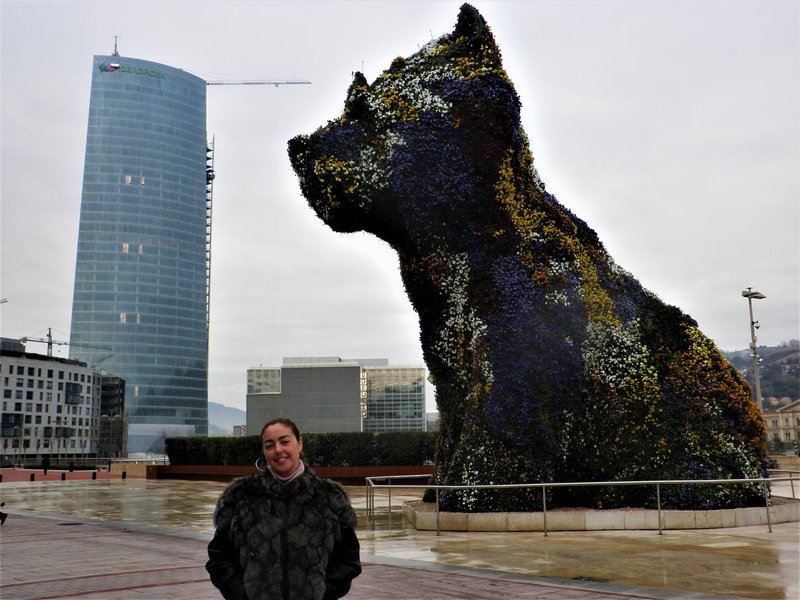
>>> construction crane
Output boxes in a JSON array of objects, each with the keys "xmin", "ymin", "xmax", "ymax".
[
  {"xmin": 206, "ymin": 79, "xmax": 311, "ymax": 87},
  {"xmin": 20, "ymin": 328, "xmax": 111, "ymax": 357},
  {"xmin": 105, "ymin": 37, "xmax": 309, "ymax": 88},
  {"xmin": 200, "ymin": 76, "xmax": 309, "ymax": 335}
]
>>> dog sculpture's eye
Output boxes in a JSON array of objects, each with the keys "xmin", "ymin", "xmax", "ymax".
[{"xmin": 346, "ymin": 94, "xmax": 370, "ymax": 121}]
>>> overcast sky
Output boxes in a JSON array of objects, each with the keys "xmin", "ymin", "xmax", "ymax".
[{"xmin": 1, "ymin": 0, "xmax": 798, "ymax": 413}]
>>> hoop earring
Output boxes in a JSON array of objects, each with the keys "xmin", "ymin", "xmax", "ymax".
[{"xmin": 255, "ymin": 457, "xmax": 267, "ymax": 472}]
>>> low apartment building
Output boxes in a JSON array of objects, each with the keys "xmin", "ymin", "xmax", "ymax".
[{"xmin": 1, "ymin": 341, "xmax": 102, "ymax": 462}]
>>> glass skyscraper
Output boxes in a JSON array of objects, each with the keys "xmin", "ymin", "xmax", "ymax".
[{"xmin": 69, "ymin": 55, "xmax": 210, "ymax": 453}]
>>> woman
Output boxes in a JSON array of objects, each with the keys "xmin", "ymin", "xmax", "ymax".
[{"xmin": 206, "ymin": 418, "xmax": 361, "ymax": 599}]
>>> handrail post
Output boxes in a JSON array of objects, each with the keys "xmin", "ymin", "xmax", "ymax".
[
  {"xmin": 763, "ymin": 481, "xmax": 773, "ymax": 533},
  {"xmin": 542, "ymin": 485, "xmax": 548, "ymax": 537},
  {"xmin": 656, "ymin": 483, "xmax": 662, "ymax": 535},
  {"xmin": 791, "ymin": 472, "xmax": 796, "ymax": 500},
  {"xmin": 435, "ymin": 488, "xmax": 440, "ymax": 536},
  {"xmin": 388, "ymin": 478, "xmax": 392, "ymax": 529},
  {"xmin": 366, "ymin": 480, "xmax": 371, "ymax": 524}
]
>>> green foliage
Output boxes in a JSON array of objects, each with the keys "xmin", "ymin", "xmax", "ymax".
[
  {"xmin": 303, "ymin": 432, "xmax": 376, "ymax": 466},
  {"xmin": 166, "ymin": 431, "xmax": 438, "ymax": 466},
  {"xmin": 22, "ymin": 463, "xmax": 96, "ymax": 471},
  {"xmin": 166, "ymin": 435, "xmax": 260, "ymax": 466},
  {"xmin": 374, "ymin": 431, "xmax": 436, "ymax": 466},
  {"xmin": 767, "ymin": 437, "xmax": 799, "ymax": 456}
]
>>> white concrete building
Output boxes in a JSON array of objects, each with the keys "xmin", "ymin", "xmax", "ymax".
[{"xmin": 1, "ymin": 341, "xmax": 101, "ymax": 462}]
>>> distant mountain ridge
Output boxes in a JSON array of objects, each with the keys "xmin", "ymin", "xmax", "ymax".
[
  {"xmin": 208, "ymin": 401, "xmax": 246, "ymax": 436},
  {"xmin": 723, "ymin": 340, "xmax": 800, "ymax": 401}
]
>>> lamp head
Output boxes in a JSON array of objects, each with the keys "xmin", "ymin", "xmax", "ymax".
[{"xmin": 741, "ymin": 289, "xmax": 766, "ymax": 299}]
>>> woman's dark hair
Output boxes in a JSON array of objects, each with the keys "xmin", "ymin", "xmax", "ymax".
[
  {"xmin": 261, "ymin": 417, "xmax": 301, "ymax": 440},
  {"xmin": 261, "ymin": 418, "xmax": 307, "ymax": 464}
]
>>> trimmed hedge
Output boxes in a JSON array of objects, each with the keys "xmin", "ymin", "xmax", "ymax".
[
  {"xmin": 21, "ymin": 463, "xmax": 96, "ymax": 471},
  {"xmin": 166, "ymin": 430, "xmax": 437, "ymax": 467}
]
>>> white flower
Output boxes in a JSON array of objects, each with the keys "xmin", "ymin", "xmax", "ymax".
[
  {"xmin": 582, "ymin": 319, "xmax": 655, "ymax": 391},
  {"xmin": 430, "ymin": 251, "xmax": 492, "ymax": 386}
]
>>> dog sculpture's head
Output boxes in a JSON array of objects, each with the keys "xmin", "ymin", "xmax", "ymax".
[
  {"xmin": 288, "ymin": 3, "xmax": 767, "ymax": 513},
  {"xmin": 289, "ymin": 4, "xmax": 528, "ymax": 253}
]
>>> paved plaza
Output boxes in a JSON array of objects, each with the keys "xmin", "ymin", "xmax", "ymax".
[{"xmin": 0, "ymin": 468, "xmax": 798, "ymax": 599}]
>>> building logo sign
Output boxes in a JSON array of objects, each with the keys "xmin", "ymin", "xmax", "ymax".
[
  {"xmin": 98, "ymin": 62, "xmax": 166, "ymax": 79},
  {"xmin": 359, "ymin": 370, "xmax": 368, "ymax": 419}
]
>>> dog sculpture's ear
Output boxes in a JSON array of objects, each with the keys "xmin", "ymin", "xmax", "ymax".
[
  {"xmin": 343, "ymin": 71, "xmax": 370, "ymax": 121},
  {"xmin": 453, "ymin": 3, "xmax": 488, "ymax": 42}
]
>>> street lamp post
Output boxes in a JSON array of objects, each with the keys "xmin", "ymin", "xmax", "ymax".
[{"xmin": 741, "ymin": 287, "xmax": 766, "ymax": 411}]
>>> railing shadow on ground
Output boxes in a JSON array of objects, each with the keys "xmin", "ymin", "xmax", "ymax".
[{"xmin": 366, "ymin": 470, "xmax": 800, "ymax": 536}]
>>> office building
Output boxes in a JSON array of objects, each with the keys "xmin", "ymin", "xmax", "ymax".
[
  {"xmin": 247, "ymin": 357, "xmax": 426, "ymax": 434},
  {"xmin": 425, "ymin": 412, "xmax": 440, "ymax": 432},
  {"xmin": 68, "ymin": 54, "xmax": 211, "ymax": 453}
]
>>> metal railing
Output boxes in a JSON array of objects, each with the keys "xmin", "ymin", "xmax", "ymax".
[
  {"xmin": 366, "ymin": 471, "xmax": 800, "ymax": 536},
  {"xmin": 769, "ymin": 469, "xmax": 799, "ymax": 499}
]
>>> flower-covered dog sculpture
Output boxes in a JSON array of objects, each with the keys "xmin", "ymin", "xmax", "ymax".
[{"xmin": 289, "ymin": 4, "xmax": 765, "ymax": 511}]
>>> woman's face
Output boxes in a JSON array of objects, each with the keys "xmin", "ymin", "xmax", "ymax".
[{"xmin": 262, "ymin": 422, "xmax": 303, "ymax": 477}]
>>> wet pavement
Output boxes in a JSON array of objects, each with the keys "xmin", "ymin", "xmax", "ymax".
[{"xmin": 0, "ymin": 468, "xmax": 798, "ymax": 599}]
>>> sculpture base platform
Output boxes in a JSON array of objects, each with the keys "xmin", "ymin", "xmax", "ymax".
[{"xmin": 403, "ymin": 498, "xmax": 800, "ymax": 531}]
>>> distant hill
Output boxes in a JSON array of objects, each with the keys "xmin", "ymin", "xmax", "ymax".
[
  {"xmin": 208, "ymin": 401, "xmax": 246, "ymax": 436},
  {"xmin": 723, "ymin": 340, "xmax": 800, "ymax": 401}
]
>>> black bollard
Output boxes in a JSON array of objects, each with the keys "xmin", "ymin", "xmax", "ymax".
[
  {"xmin": 92, "ymin": 471, "xmax": 97, "ymax": 480},
  {"xmin": 30, "ymin": 473, "xmax": 35, "ymax": 481},
  {"xmin": 61, "ymin": 472, "xmax": 66, "ymax": 480},
  {"xmin": 121, "ymin": 471, "xmax": 127, "ymax": 480}
]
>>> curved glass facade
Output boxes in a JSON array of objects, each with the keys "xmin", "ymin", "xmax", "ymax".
[{"xmin": 69, "ymin": 56, "xmax": 208, "ymax": 453}]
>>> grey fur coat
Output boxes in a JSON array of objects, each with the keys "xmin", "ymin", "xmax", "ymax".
[{"xmin": 206, "ymin": 468, "xmax": 361, "ymax": 599}]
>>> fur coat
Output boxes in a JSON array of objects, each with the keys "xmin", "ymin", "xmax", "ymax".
[{"xmin": 206, "ymin": 468, "xmax": 361, "ymax": 599}]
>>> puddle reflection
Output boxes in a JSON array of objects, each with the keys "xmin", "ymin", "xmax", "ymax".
[
  {"xmin": 0, "ymin": 480, "xmax": 419, "ymax": 535},
  {"xmin": 0, "ymin": 480, "xmax": 227, "ymax": 533}
]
